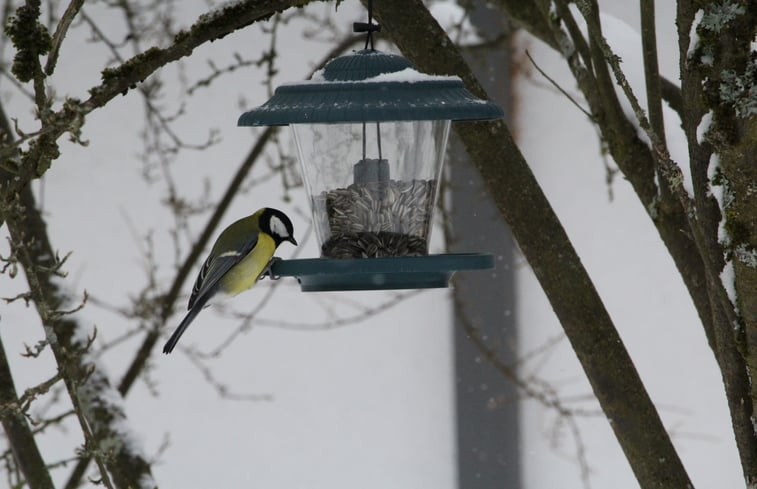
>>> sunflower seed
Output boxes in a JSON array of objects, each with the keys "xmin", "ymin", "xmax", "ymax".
[{"xmin": 314, "ymin": 178, "xmax": 436, "ymax": 258}]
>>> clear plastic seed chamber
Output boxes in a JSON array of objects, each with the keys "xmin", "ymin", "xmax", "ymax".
[{"xmin": 292, "ymin": 120, "xmax": 450, "ymax": 258}]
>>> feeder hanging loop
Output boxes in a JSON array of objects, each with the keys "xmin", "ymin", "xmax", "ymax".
[{"xmin": 353, "ymin": 0, "xmax": 380, "ymax": 50}]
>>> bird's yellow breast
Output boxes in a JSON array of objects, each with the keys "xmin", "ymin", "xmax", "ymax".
[{"xmin": 219, "ymin": 233, "xmax": 276, "ymax": 296}]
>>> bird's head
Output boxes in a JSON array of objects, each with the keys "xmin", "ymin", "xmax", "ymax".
[{"xmin": 260, "ymin": 208, "xmax": 297, "ymax": 247}]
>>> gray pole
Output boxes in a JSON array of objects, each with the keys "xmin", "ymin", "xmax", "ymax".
[{"xmin": 448, "ymin": 3, "xmax": 519, "ymax": 488}]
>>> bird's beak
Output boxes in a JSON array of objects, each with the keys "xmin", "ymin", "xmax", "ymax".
[{"xmin": 288, "ymin": 236, "xmax": 298, "ymax": 246}]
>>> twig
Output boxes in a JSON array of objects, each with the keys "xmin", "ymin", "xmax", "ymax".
[
  {"xmin": 183, "ymin": 349, "xmax": 274, "ymax": 402},
  {"xmin": 525, "ymin": 50, "xmax": 595, "ymax": 121},
  {"xmin": 0, "ymin": 335, "xmax": 56, "ymax": 489},
  {"xmin": 639, "ymin": 0, "xmax": 665, "ymax": 146},
  {"xmin": 230, "ymin": 289, "xmax": 425, "ymax": 332},
  {"xmin": 452, "ymin": 288, "xmax": 596, "ymax": 487},
  {"xmin": 15, "ymin": 372, "xmax": 63, "ymax": 413},
  {"xmin": 45, "ymin": 0, "xmax": 86, "ymax": 75},
  {"xmin": 187, "ymin": 54, "xmax": 260, "ymax": 96}
]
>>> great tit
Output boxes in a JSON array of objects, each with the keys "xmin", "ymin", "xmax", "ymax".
[{"xmin": 162, "ymin": 207, "xmax": 297, "ymax": 354}]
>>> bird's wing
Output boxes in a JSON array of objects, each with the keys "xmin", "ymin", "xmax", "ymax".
[{"xmin": 187, "ymin": 231, "xmax": 259, "ymax": 310}]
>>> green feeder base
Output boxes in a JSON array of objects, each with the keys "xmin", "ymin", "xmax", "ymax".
[{"xmin": 267, "ymin": 253, "xmax": 495, "ymax": 292}]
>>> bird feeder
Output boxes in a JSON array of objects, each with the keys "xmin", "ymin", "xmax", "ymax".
[{"xmin": 238, "ymin": 12, "xmax": 503, "ymax": 291}]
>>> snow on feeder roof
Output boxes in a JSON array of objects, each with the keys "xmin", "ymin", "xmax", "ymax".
[{"xmin": 238, "ymin": 49, "xmax": 504, "ymax": 126}]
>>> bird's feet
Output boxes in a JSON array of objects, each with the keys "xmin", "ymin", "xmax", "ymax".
[{"xmin": 260, "ymin": 257, "xmax": 282, "ymax": 280}]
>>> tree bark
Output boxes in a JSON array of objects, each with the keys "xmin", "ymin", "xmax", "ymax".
[
  {"xmin": 677, "ymin": 0, "xmax": 757, "ymax": 484},
  {"xmin": 0, "ymin": 337, "xmax": 55, "ymax": 489}
]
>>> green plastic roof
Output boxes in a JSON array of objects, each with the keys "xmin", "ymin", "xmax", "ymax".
[{"xmin": 238, "ymin": 50, "xmax": 503, "ymax": 126}]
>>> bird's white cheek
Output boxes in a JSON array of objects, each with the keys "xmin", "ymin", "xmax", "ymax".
[{"xmin": 270, "ymin": 216, "xmax": 289, "ymax": 239}]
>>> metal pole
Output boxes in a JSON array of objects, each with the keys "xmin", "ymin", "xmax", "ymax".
[{"xmin": 449, "ymin": 3, "xmax": 519, "ymax": 488}]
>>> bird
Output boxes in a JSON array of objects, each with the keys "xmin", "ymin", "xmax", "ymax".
[{"xmin": 162, "ymin": 207, "xmax": 297, "ymax": 354}]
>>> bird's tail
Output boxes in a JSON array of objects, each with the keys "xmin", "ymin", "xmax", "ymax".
[{"xmin": 163, "ymin": 295, "xmax": 210, "ymax": 354}]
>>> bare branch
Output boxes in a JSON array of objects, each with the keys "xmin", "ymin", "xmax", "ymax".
[
  {"xmin": 660, "ymin": 77, "xmax": 683, "ymax": 119},
  {"xmin": 525, "ymin": 50, "xmax": 595, "ymax": 121},
  {"xmin": 183, "ymin": 350, "xmax": 274, "ymax": 402},
  {"xmin": 0, "ymin": 336, "xmax": 55, "ymax": 489},
  {"xmin": 45, "ymin": 0, "xmax": 86, "ymax": 75},
  {"xmin": 452, "ymin": 288, "xmax": 596, "ymax": 488},
  {"xmin": 232, "ymin": 288, "xmax": 425, "ymax": 331},
  {"xmin": 639, "ymin": 0, "xmax": 666, "ymax": 145}
]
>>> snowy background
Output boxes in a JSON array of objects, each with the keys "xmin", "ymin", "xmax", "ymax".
[{"xmin": 0, "ymin": 0, "xmax": 741, "ymax": 488}]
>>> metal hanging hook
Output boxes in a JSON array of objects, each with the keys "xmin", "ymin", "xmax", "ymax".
[{"xmin": 353, "ymin": 0, "xmax": 381, "ymax": 50}]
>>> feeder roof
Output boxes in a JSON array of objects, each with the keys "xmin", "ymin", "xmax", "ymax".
[{"xmin": 238, "ymin": 49, "xmax": 503, "ymax": 126}]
